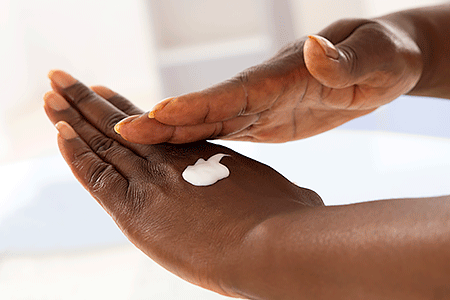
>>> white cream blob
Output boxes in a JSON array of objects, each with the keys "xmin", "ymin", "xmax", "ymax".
[{"xmin": 182, "ymin": 153, "xmax": 230, "ymax": 186}]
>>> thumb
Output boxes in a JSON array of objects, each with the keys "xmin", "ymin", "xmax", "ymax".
[{"xmin": 304, "ymin": 24, "xmax": 400, "ymax": 89}]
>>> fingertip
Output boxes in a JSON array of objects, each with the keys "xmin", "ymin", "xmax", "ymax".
[
  {"xmin": 304, "ymin": 36, "xmax": 349, "ymax": 88},
  {"xmin": 149, "ymin": 97, "xmax": 175, "ymax": 119},
  {"xmin": 91, "ymin": 85, "xmax": 117, "ymax": 99},
  {"xmin": 307, "ymin": 35, "xmax": 339, "ymax": 60},
  {"xmin": 114, "ymin": 115, "xmax": 140, "ymax": 134},
  {"xmin": 113, "ymin": 123, "xmax": 121, "ymax": 135},
  {"xmin": 43, "ymin": 91, "xmax": 70, "ymax": 111},
  {"xmin": 50, "ymin": 81, "xmax": 60, "ymax": 93},
  {"xmin": 55, "ymin": 121, "xmax": 78, "ymax": 140},
  {"xmin": 118, "ymin": 114, "xmax": 175, "ymax": 144},
  {"xmin": 48, "ymin": 69, "xmax": 78, "ymax": 89},
  {"xmin": 149, "ymin": 93, "xmax": 211, "ymax": 125}
]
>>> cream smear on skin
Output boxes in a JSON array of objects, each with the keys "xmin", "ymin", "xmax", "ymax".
[{"xmin": 182, "ymin": 154, "xmax": 230, "ymax": 186}]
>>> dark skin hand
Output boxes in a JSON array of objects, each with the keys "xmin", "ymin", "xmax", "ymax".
[
  {"xmin": 43, "ymin": 4, "xmax": 450, "ymax": 298},
  {"xmin": 113, "ymin": 17, "xmax": 423, "ymax": 144},
  {"xmin": 45, "ymin": 71, "xmax": 450, "ymax": 300},
  {"xmin": 43, "ymin": 70, "xmax": 323, "ymax": 298}
]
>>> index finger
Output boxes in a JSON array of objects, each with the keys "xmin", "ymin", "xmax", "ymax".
[
  {"xmin": 150, "ymin": 66, "xmax": 285, "ymax": 126},
  {"xmin": 90, "ymin": 85, "xmax": 144, "ymax": 116}
]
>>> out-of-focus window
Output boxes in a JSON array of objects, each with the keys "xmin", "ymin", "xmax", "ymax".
[{"xmin": 0, "ymin": 0, "xmax": 161, "ymax": 164}]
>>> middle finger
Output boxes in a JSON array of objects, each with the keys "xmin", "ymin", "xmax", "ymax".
[
  {"xmin": 44, "ymin": 90, "xmax": 146, "ymax": 177},
  {"xmin": 48, "ymin": 70, "xmax": 149, "ymax": 155}
]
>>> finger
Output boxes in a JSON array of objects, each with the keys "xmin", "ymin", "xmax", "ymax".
[
  {"xmin": 303, "ymin": 19, "xmax": 379, "ymax": 89},
  {"xmin": 149, "ymin": 81, "xmax": 246, "ymax": 126},
  {"xmin": 90, "ymin": 85, "xmax": 144, "ymax": 115},
  {"xmin": 147, "ymin": 62, "xmax": 294, "ymax": 127},
  {"xmin": 48, "ymin": 70, "xmax": 132, "ymax": 142},
  {"xmin": 304, "ymin": 21, "xmax": 419, "ymax": 93},
  {"xmin": 55, "ymin": 121, "xmax": 129, "ymax": 215},
  {"xmin": 116, "ymin": 110, "xmax": 259, "ymax": 144},
  {"xmin": 44, "ymin": 91, "xmax": 146, "ymax": 176}
]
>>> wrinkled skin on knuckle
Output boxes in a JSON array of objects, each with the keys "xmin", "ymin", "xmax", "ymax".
[
  {"xmin": 63, "ymin": 82, "xmax": 95, "ymax": 105},
  {"xmin": 70, "ymin": 116, "xmax": 88, "ymax": 132},
  {"xmin": 233, "ymin": 70, "xmax": 250, "ymax": 86},
  {"xmin": 71, "ymin": 148, "xmax": 97, "ymax": 174},
  {"xmin": 99, "ymin": 111, "xmax": 125, "ymax": 131},
  {"xmin": 89, "ymin": 136, "xmax": 115, "ymax": 155},
  {"xmin": 92, "ymin": 167, "xmax": 128, "ymax": 210}
]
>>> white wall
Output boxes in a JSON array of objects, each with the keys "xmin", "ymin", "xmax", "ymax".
[{"xmin": 0, "ymin": 0, "xmax": 161, "ymax": 163}]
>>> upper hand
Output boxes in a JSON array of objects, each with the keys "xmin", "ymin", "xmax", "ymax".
[
  {"xmin": 44, "ymin": 70, "xmax": 323, "ymax": 297},
  {"xmin": 113, "ymin": 18, "xmax": 422, "ymax": 144}
]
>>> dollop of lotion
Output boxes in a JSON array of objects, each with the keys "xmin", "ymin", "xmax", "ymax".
[{"xmin": 182, "ymin": 153, "xmax": 230, "ymax": 186}]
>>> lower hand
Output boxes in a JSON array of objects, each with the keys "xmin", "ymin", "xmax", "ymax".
[{"xmin": 44, "ymin": 70, "xmax": 323, "ymax": 297}]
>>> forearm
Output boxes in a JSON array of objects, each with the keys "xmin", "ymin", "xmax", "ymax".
[
  {"xmin": 233, "ymin": 195, "xmax": 450, "ymax": 300},
  {"xmin": 376, "ymin": 4, "xmax": 450, "ymax": 99}
]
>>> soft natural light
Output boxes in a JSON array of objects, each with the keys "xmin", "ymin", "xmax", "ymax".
[{"xmin": 1, "ymin": 0, "xmax": 449, "ymax": 299}]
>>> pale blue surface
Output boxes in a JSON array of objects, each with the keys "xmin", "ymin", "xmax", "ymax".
[{"xmin": 339, "ymin": 95, "xmax": 450, "ymax": 139}]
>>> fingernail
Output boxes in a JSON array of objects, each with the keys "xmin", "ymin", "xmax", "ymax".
[
  {"xmin": 308, "ymin": 35, "xmax": 339, "ymax": 60},
  {"xmin": 44, "ymin": 91, "xmax": 70, "ymax": 111},
  {"xmin": 148, "ymin": 110, "xmax": 156, "ymax": 119},
  {"xmin": 114, "ymin": 115, "xmax": 139, "ymax": 134},
  {"xmin": 148, "ymin": 97, "xmax": 175, "ymax": 118},
  {"xmin": 48, "ymin": 69, "xmax": 77, "ymax": 88},
  {"xmin": 55, "ymin": 121, "xmax": 78, "ymax": 139},
  {"xmin": 91, "ymin": 85, "xmax": 117, "ymax": 99}
]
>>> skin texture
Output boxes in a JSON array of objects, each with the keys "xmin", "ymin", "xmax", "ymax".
[
  {"xmin": 43, "ymin": 4, "xmax": 450, "ymax": 299},
  {"xmin": 44, "ymin": 70, "xmax": 323, "ymax": 297},
  {"xmin": 114, "ymin": 17, "xmax": 423, "ymax": 144},
  {"xmin": 45, "ymin": 71, "xmax": 450, "ymax": 300}
]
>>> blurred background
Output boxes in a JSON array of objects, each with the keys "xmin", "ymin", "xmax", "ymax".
[{"xmin": 1, "ymin": 0, "xmax": 449, "ymax": 299}]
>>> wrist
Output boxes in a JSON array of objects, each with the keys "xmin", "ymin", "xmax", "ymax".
[{"xmin": 228, "ymin": 211, "xmax": 310, "ymax": 300}]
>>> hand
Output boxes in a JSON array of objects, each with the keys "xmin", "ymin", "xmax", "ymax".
[
  {"xmin": 44, "ymin": 70, "xmax": 323, "ymax": 297},
  {"xmin": 113, "ymin": 18, "xmax": 422, "ymax": 144}
]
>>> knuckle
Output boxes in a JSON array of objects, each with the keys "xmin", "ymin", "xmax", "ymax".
[
  {"xmin": 339, "ymin": 44, "xmax": 359, "ymax": 75},
  {"xmin": 123, "ymin": 184, "xmax": 150, "ymax": 215},
  {"xmin": 72, "ymin": 148, "xmax": 93, "ymax": 165},
  {"xmin": 89, "ymin": 136, "xmax": 128, "ymax": 164},
  {"xmin": 71, "ymin": 115, "xmax": 87, "ymax": 130},
  {"xmin": 143, "ymin": 159, "xmax": 179, "ymax": 186},
  {"xmin": 90, "ymin": 135, "xmax": 115, "ymax": 154},
  {"xmin": 88, "ymin": 164, "xmax": 128, "ymax": 207},
  {"xmin": 235, "ymin": 71, "xmax": 250, "ymax": 85},
  {"xmin": 209, "ymin": 123, "xmax": 223, "ymax": 139},
  {"xmin": 91, "ymin": 140, "xmax": 132, "ymax": 168},
  {"xmin": 71, "ymin": 150, "xmax": 113, "ymax": 190},
  {"xmin": 98, "ymin": 111, "xmax": 125, "ymax": 132},
  {"xmin": 89, "ymin": 163, "xmax": 112, "ymax": 191},
  {"xmin": 65, "ymin": 82, "xmax": 95, "ymax": 105},
  {"xmin": 70, "ymin": 147, "xmax": 129, "ymax": 210}
]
